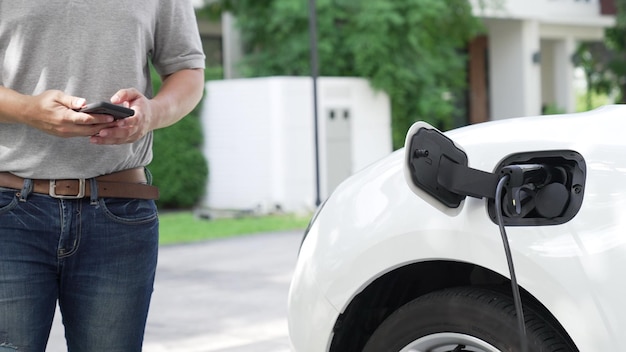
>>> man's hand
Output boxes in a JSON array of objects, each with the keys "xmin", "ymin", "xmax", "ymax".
[
  {"xmin": 88, "ymin": 88, "xmax": 153, "ymax": 145},
  {"xmin": 1, "ymin": 89, "xmax": 119, "ymax": 138},
  {"xmin": 89, "ymin": 68, "xmax": 205, "ymax": 145}
]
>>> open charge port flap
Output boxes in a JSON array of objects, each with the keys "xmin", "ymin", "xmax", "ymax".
[{"xmin": 406, "ymin": 127, "xmax": 469, "ymax": 208}]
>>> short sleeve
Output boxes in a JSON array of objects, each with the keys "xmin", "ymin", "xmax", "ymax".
[{"xmin": 152, "ymin": 0, "xmax": 206, "ymax": 76}]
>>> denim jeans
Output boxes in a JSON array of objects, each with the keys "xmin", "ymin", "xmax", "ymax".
[{"xmin": 0, "ymin": 180, "xmax": 159, "ymax": 352}]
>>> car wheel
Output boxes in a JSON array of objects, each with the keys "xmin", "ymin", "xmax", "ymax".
[{"xmin": 363, "ymin": 287, "xmax": 576, "ymax": 352}]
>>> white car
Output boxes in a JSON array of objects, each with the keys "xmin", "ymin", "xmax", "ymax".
[{"xmin": 288, "ymin": 105, "xmax": 626, "ymax": 351}]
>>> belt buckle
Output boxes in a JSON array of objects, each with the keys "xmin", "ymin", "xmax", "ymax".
[{"xmin": 49, "ymin": 179, "xmax": 86, "ymax": 199}]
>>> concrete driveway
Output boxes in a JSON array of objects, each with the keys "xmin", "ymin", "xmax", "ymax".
[{"xmin": 46, "ymin": 230, "xmax": 304, "ymax": 352}]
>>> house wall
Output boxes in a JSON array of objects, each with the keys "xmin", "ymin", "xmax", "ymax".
[
  {"xmin": 486, "ymin": 18, "xmax": 542, "ymax": 119},
  {"xmin": 474, "ymin": 0, "xmax": 613, "ymax": 25},
  {"xmin": 475, "ymin": 0, "xmax": 614, "ymax": 119}
]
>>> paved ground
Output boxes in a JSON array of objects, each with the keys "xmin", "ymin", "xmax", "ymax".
[{"xmin": 46, "ymin": 230, "xmax": 304, "ymax": 352}]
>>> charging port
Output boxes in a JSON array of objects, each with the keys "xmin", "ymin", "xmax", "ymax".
[{"xmin": 488, "ymin": 150, "xmax": 586, "ymax": 226}]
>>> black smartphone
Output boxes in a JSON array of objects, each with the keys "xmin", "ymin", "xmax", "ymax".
[{"xmin": 78, "ymin": 102, "xmax": 134, "ymax": 120}]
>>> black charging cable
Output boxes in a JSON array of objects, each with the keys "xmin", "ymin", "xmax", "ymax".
[{"xmin": 495, "ymin": 174, "xmax": 529, "ymax": 352}]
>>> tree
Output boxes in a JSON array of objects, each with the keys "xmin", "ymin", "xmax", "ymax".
[
  {"xmin": 573, "ymin": 0, "xmax": 626, "ymax": 107},
  {"xmin": 200, "ymin": 0, "xmax": 486, "ymax": 149},
  {"xmin": 572, "ymin": 42, "xmax": 614, "ymax": 110},
  {"xmin": 602, "ymin": 0, "xmax": 626, "ymax": 103}
]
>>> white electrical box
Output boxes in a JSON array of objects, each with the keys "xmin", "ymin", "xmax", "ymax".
[{"xmin": 200, "ymin": 76, "xmax": 392, "ymax": 215}]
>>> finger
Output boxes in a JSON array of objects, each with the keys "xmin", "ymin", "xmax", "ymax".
[
  {"xmin": 72, "ymin": 112, "xmax": 115, "ymax": 125},
  {"xmin": 54, "ymin": 121, "xmax": 116, "ymax": 138},
  {"xmin": 110, "ymin": 90, "xmax": 125, "ymax": 105},
  {"xmin": 115, "ymin": 115, "xmax": 136, "ymax": 127},
  {"xmin": 89, "ymin": 123, "xmax": 133, "ymax": 144},
  {"xmin": 90, "ymin": 134, "xmax": 118, "ymax": 145},
  {"xmin": 57, "ymin": 94, "xmax": 86, "ymax": 110},
  {"xmin": 110, "ymin": 88, "xmax": 139, "ymax": 105},
  {"xmin": 89, "ymin": 129, "xmax": 120, "ymax": 145}
]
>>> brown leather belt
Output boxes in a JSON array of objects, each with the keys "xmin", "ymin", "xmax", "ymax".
[{"xmin": 0, "ymin": 168, "xmax": 159, "ymax": 200}]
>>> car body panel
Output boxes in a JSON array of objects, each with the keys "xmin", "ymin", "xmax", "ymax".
[{"xmin": 288, "ymin": 105, "xmax": 626, "ymax": 351}]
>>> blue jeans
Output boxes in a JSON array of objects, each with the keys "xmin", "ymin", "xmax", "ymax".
[{"xmin": 0, "ymin": 181, "xmax": 159, "ymax": 352}]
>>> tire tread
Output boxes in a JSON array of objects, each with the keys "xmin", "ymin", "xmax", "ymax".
[{"xmin": 363, "ymin": 286, "xmax": 577, "ymax": 352}]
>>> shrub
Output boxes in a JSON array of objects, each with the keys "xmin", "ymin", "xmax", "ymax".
[
  {"xmin": 150, "ymin": 110, "xmax": 208, "ymax": 209},
  {"xmin": 148, "ymin": 66, "xmax": 218, "ymax": 209}
]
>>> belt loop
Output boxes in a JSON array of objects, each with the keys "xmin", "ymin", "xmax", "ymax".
[
  {"xmin": 19, "ymin": 179, "xmax": 33, "ymax": 202},
  {"xmin": 144, "ymin": 167, "xmax": 153, "ymax": 185},
  {"xmin": 89, "ymin": 178, "xmax": 99, "ymax": 205}
]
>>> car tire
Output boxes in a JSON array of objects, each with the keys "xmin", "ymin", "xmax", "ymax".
[{"xmin": 363, "ymin": 286, "xmax": 576, "ymax": 352}]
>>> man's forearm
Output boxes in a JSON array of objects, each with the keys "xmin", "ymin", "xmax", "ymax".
[
  {"xmin": 149, "ymin": 68, "xmax": 205, "ymax": 131},
  {"xmin": 0, "ymin": 86, "xmax": 29, "ymax": 123}
]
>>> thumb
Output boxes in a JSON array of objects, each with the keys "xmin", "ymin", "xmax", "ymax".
[
  {"xmin": 111, "ymin": 88, "xmax": 140, "ymax": 107},
  {"xmin": 110, "ymin": 89, "xmax": 132, "ymax": 105},
  {"xmin": 61, "ymin": 95, "xmax": 86, "ymax": 110}
]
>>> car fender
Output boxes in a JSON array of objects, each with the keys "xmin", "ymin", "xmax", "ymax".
[{"xmin": 291, "ymin": 106, "xmax": 626, "ymax": 351}]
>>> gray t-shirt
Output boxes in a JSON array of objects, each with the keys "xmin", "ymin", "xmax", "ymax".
[{"xmin": 0, "ymin": 0, "xmax": 206, "ymax": 179}]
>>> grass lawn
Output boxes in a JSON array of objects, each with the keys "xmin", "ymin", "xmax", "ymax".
[{"xmin": 158, "ymin": 211, "xmax": 311, "ymax": 245}]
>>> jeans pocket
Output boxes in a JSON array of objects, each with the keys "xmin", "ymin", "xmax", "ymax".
[
  {"xmin": 99, "ymin": 198, "xmax": 158, "ymax": 225},
  {"xmin": 0, "ymin": 188, "xmax": 18, "ymax": 215}
]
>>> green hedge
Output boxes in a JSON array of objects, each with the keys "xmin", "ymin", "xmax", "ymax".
[
  {"xmin": 148, "ymin": 66, "xmax": 221, "ymax": 209},
  {"xmin": 150, "ymin": 110, "xmax": 208, "ymax": 209}
]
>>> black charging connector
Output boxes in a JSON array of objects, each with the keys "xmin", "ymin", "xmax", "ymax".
[
  {"xmin": 501, "ymin": 164, "xmax": 549, "ymax": 188},
  {"xmin": 500, "ymin": 164, "xmax": 550, "ymax": 217}
]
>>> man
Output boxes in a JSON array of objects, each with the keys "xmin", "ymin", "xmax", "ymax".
[{"xmin": 0, "ymin": 1, "xmax": 205, "ymax": 351}]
